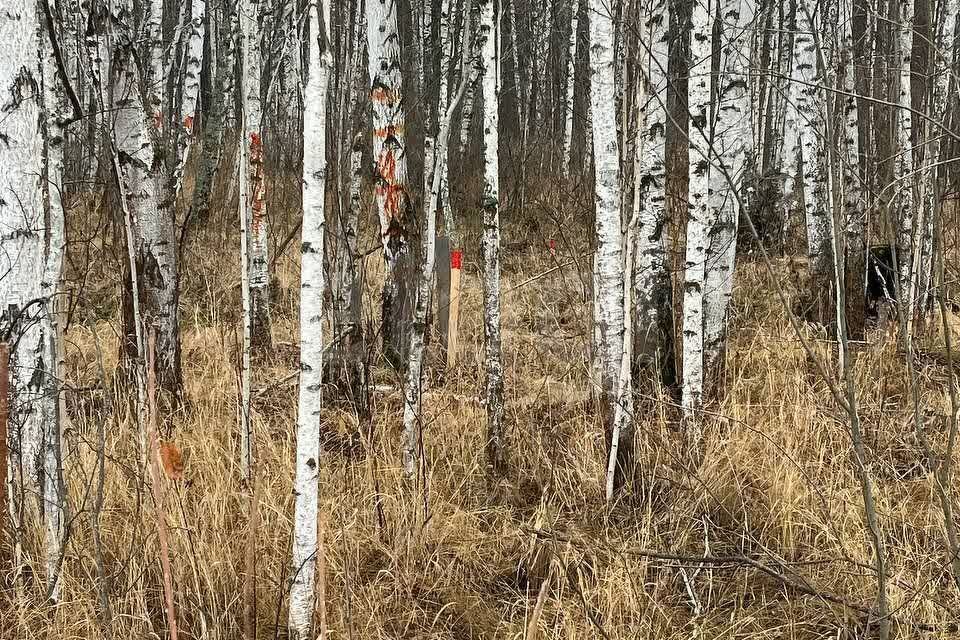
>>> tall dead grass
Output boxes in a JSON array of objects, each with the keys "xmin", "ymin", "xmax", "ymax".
[{"xmin": 3, "ymin": 190, "xmax": 960, "ymax": 639}]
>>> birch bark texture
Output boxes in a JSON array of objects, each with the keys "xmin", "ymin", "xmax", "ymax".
[
  {"xmin": 704, "ymin": 0, "xmax": 753, "ymax": 379},
  {"xmin": 289, "ymin": 1, "xmax": 332, "ymax": 635},
  {"xmin": 588, "ymin": 0, "xmax": 625, "ymax": 414},
  {"xmin": 39, "ymin": 0, "xmax": 69, "ymax": 600},
  {"xmin": 479, "ymin": 0, "xmax": 505, "ymax": 475},
  {"xmin": 367, "ymin": 0, "xmax": 415, "ymax": 367},
  {"xmin": 0, "ymin": 0, "xmax": 63, "ymax": 597},
  {"xmin": 632, "ymin": 0, "xmax": 672, "ymax": 376},
  {"xmin": 681, "ymin": 0, "xmax": 713, "ymax": 423},
  {"xmin": 562, "ymin": 1, "xmax": 579, "ymax": 180},
  {"xmin": 241, "ymin": 0, "xmax": 272, "ymax": 349},
  {"xmin": 895, "ymin": 0, "xmax": 916, "ymax": 321}
]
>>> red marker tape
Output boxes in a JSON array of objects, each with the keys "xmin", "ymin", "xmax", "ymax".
[{"xmin": 451, "ymin": 249, "xmax": 463, "ymax": 270}]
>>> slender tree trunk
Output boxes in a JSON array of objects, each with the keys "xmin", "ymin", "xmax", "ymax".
[
  {"xmin": 400, "ymin": 6, "xmax": 473, "ymax": 480},
  {"xmin": 39, "ymin": 0, "xmax": 69, "ymax": 601},
  {"xmin": 894, "ymin": 0, "xmax": 916, "ymax": 323},
  {"xmin": 681, "ymin": 0, "xmax": 712, "ymax": 425},
  {"xmin": 289, "ymin": 2, "xmax": 331, "ymax": 635},
  {"xmin": 241, "ymin": 0, "xmax": 272, "ymax": 349},
  {"xmin": 588, "ymin": 0, "xmax": 627, "ymax": 456},
  {"xmin": 479, "ymin": 0, "xmax": 505, "ymax": 476},
  {"xmin": 842, "ymin": 0, "xmax": 867, "ymax": 340},
  {"xmin": 562, "ymin": 1, "xmax": 579, "ymax": 180},
  {"xmin": 785, "ymin": 1, "xmax": 831, "ymax": 325},
  {"xmin": 191, "ymin": 1, "xmax": 238, "ymax": 224}
]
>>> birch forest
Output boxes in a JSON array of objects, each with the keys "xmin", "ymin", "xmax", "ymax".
[{"xmin": 7, "ymin": 0, "xmax": 960, "ymax": 637}]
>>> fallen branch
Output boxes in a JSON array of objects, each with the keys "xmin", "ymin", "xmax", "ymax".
[{"xmin": 524, "ymin": 527, "xmax": 959, "ymax": 634}]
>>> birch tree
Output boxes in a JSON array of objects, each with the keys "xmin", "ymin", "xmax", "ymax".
[
  {"xmin": 367, "ymin": 0, "xmax": 415, "ymax": 366},
  {"xmin": 478, "ymin": 0, "xmax": 505, "ymax": 475},
  {"xmin": 681, "ymin": 0, "xmax": 713, "ymax": 423},
  {"xmin": 0, "ymin": 0, "xmax": 66, "ymax": 598},
  {"xmin": 192, "ymin": 1, "xmax": 238, "ymax": 223},
  {"xmin": 38, "ymin": 0, "xmax": 71, "ymax": 601},
  {"xmin": 289, "ymin": 1, "xmax": 331, "ymax": 635},
  {"xmin": 562, "ymin": 0, "xmax": 580, "ymax": 180},
  {"xmin": 632, "ymin": 0, "xmax": 672, "ymax": 377},
  {"xmin": 894, "ymin": 0, "xmax": 917, "ymax": 323},
  {"xmin": 241, "ymin": 0, "xmax": 272, "ymax": 349},
  {"xmin": 703, "ymin": 0, "xmax": 753, "ymax": 376},
  {"xmin": 784, "ymin": 0, "xmax": 831, "ymax": 325},
  {"xmin": 588, "ymin": 0, "xmax": 629, "ymax": 464}
]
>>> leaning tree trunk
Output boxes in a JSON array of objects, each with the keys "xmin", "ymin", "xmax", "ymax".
[
  {"xmin": 289, "ymin": 2, "xmax": 332, "ymax": 636},
  {"xmin": 367, "ymin": 0, "xmax": 415, "ymax": 368},
  {"xmin": 478, "ymin": 0, "xmax": 505, "ymax": 476},
  {"xmin": 400, "ymin": 3, "xmax": 474, "ymax": 480},
  {"xmin": 241, "ymin": 0, "xmax": 272, "ymax": 349},
  {"xmin": 39, "ymin": 1, "xmax": 70, "ymax": 601},
  {"xmin": 632, "ymin": 0, "xmax": 673, "ymax": 382},
  {"xmin": 681, "ymin": 0, "xmax": 713, "ymax": 426}
]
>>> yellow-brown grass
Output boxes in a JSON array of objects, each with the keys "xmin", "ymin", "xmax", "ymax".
[{"xmin": 3, "ymin": 199, "xmax": 960, "ymax": 639}]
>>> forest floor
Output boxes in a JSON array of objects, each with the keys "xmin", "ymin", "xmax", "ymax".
[{"xmin": 4, "ymin": 196, "xmax": 960, "ymax": 639}]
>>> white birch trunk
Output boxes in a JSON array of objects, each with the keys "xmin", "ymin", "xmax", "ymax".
[
  {"xmin": 288, "ymin": 2, "xmax": 331, "ymax": 635},
  {"xmin": 241, "ymin": 0, "xmax": 271, "ymax": 348},
  {"xmin": 508, "ymin": 0, "xmax": 523, "ymax": 130},
  {"xmin": 785, "ymin": 2, "xmax": 830, "ymax": 322},
  {"xmin": 116, "ymin": 0, "xmax": 181, "ymax": 395},
  {"xmin": 479, "ymin": 0, "xmax": 505, "ymax": 474},
  {"xmin": 841, "ymin": 0, "xmax": 865, "ymax": 325},
  {"xmin": 562, "ymin": 3, "xmax": 579, "ymax": 180},
  {"xmin": 894, "ymin": 0, "xmax": 916, "ymax": 321},
  {"xmin": 367, "ymin": 0, "xmax": 414, "ymax": 364},
  {"xmin": 39, "ymin": 4, "xmax": 69, "ymax": 601},
  {"xmin": 192, "ymin": 1, "xmax": 237, "ymax": 219},
  {"xmin": 0, "ymin": 0, "xmax": 48, "ymax": 589},
  {"xmin": 704, "ymin": 0, "xmax": 753, "ymax": 376},
  {"xmin": 588, "ymin": 0, "xmax": 625, "ymax": 414},
  {"xmin": 459, "ymin": 2, "xmax": 481, "ymax": 159},
  {"xmin": 632, "ymin": 0, "xmax": 670, "ymax": 370},
  {"xmin": 681, "ymin": 0, "xmax": 712, "ymax": 422},
  {"xmin": 173, "ymin": 0, "xmax": 205, "ymax": 190}
]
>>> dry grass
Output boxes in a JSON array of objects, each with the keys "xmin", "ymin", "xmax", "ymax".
[{"xmin": 3, "ymin": 196, "xmax": 960, "ymax": 639}]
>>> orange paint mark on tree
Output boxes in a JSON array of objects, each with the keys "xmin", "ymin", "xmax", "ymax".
[
  {"xmin": 374, "ymin": 124, "xmax": 406, "ymax": 139},
  {"xmin": 248, "ymin": 132, "xmax": 266, "ymax": 232},
  {"xmin": 159, "ymin": 441, "xmax": 184, "ymax": 479},
  {"xmin": 183, "ymin": 115, "xmax": 194, "ymax": 132},
  {"xmin": 371, "ymin": 87, "xmax": 394, "ymax": 103}
]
